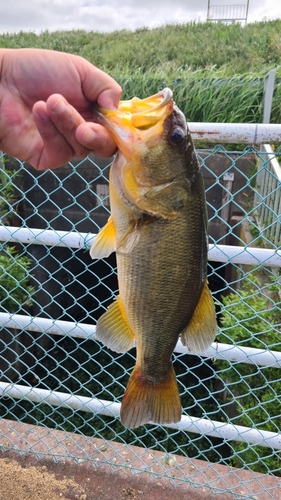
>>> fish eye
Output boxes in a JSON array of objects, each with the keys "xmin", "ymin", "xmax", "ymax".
[{"xmin": 169, "ymin": 127, "xmax": 186, "ymax": 146}]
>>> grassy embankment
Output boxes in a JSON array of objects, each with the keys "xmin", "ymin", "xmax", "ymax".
[{"xmin": 1, "ymin": 20, "xmax": 281, "ymax": 123}]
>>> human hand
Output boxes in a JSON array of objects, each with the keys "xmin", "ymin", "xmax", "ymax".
[{"xmin": 0, "ymin": 48, "xmax": 122, "ymax": 169}]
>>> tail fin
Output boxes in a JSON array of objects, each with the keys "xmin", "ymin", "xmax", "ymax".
[{"xmin": 120, "ymin": 364, "xmax": 181, "ymax": 429}]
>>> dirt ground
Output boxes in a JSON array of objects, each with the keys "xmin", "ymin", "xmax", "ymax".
[
  {"xmin": 0, "ymin": 455, "xmax": 191, "ymax": 500},
  {"xmin": 0, "ymin": 458, "xmax": 87, "ymax": 500}
]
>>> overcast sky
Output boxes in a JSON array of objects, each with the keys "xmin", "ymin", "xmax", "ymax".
[{"xmin": 0, "ymin": 1, "xmax": 280, "ymax": 34}]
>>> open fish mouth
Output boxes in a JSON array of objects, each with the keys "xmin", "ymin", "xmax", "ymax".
[
  {"xmin": 117, "ymin": 88, "xmax": 174, "ymax": 129},
  {"xmin": 91, "ymin": 88, "xmax": 174, "ymax": 136}
]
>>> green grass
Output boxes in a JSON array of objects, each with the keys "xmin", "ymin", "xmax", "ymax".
[
  {"xmin": 1, "ymin": 20, "xmax": 281, "ymax": 123},
  {"xmin": 1, "ymin": 20, "xmax": 281, "ymax": 75},
  {"xmin": 115, "ymin": 67, "xmax": 269, "ymax": 123}
]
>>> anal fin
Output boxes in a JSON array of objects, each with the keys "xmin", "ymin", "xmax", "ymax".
[
  {"xmin": 181, "ymin": 280, "xmax": 217, "ymax": 354},
  {"xmin": 120, "ymin": 363, "xmax": 181, "ymax": 429},
  {"xmin": 96, "ymin": 296, "xmax": 135, "ymax": 353}
]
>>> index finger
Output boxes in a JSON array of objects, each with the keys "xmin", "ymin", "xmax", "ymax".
[{"xmin": 78, "ymin": 58, "xmax": 122, "ymax": 110}]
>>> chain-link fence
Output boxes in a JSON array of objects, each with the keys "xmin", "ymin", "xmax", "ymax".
[{"xmin": 1, "ymin": 138, "xmax": 281, "ymax": 498}]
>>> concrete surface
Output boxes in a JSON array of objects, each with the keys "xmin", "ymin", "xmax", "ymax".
[{"xmin": 0, "ymin": 419, "xmax": 280, "ymax": 499}]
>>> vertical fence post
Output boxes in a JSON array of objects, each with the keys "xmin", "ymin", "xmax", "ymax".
[
  {"xmin": 254, "ymin": 70, "xmax": 277, "ymax": 228},
  {"xmin": 0, "ymin": 150, "xmax": 6, "ymax": 188},
  {"xmin": 220, "ymin": 172, "xmax": 234, "ymax": 242},
  {"xmin": 263, "ymin": 70, "xmax": 276, "ymax": 124}
]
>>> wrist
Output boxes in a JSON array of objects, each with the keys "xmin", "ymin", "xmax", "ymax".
[
  {"xmin": 0, "ymin": 49, "xmax": 17, "ymax": 154},
  {"xmin": 0, "ymin": 50, "xmax": 6, "ymax": 151}
]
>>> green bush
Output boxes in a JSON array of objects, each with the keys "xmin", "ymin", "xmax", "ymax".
[
  {"xmin": 0, "ymin": 246, "xmax": 34, "ymax": 313},
  {"xmin": 0, "ymin": 167, "xmax": 19, "ymax": 223},
  {"xmin": 216, "ymin": 271, "xmax": 281, "ymax": 475},
  {"xmin": 0, "ymin": 164, "xmax": 34, "ymax": 313}
]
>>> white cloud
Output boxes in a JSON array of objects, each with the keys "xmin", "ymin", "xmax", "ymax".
[{"xmin": 0, "ymin": 0, "xmax": 281, "ymax": 34}]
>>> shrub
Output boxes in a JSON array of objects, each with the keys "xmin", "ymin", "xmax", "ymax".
[
  {"xmin": 0, "ymin": 164, "xmax": 34, "ymax": 313},
  {"xmin": 216, "ymin": 271, "xmax": 281, "ymax": 475},
  {"xmin": 0, "ymin": 246, "xmax": 34, "ymax": 313}
]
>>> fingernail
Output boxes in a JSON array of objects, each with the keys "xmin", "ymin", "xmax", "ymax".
[{"xmin": 98, "ymin": 88, "xmax": 121, "ymax": 110}]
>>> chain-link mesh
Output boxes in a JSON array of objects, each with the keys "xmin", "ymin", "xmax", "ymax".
[{"xmin": 0, "ymin": 145, "xmax": 281, "ymax": 498}]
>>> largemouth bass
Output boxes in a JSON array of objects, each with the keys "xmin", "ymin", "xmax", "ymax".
[{"xmin": 90, "ymin": 88, "xmax": 217, "ymax": 429}]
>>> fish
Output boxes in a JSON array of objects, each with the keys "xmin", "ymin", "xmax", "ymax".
[{"xmin": 90, "ymin": 88, "xmax": 217, "ymax": 429}]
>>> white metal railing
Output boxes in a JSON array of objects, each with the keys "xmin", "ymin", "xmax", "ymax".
[
  {"xmin": 207, "ymin": 2, "xmax": 249, "ymax": 22},
  {"xmin": 1, "ymin": 225, "xmax": 281, "ymax": 266},
  {"xmin": 1, "ymin": 311, "xmax": 281, "ymax": 368},
  {"xmin": 1, "ymin": 224, "xmax": 281, "ymax": 448},
  {"xmin": 254, "ymin": 144, "xmax": 281, "ymax": 246},
  {"xmin": 190, "ymin": 122, "xmax": 281, "ymax": 144},
  {"xmin": 1, "ymin": 121, "xmax": 281, "ymax": 450},
  {"xmin": 1, "ymin": 381, "xmax": 280, "ymax": 449}
]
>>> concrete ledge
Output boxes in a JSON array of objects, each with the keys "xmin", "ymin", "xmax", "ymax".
[{"xmin": 0, "ymin": 419, "xmax": 280, "ymax": 499}]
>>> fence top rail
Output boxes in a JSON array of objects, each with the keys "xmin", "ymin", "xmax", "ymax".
[
  {"xmin": 1, "ymin": 124, "xmax": 281, "ymax": 150},
  {"xmin": 189, "ymin": 122, "xmax": 281, "ymax": 144}
]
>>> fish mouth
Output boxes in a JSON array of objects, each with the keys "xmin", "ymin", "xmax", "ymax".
[
  {"xmin": 91, "ymin": 88, "xmax": 174, "ymax": 154},
  {"xmin": 117, "ymin": 87, "xmax": 174, "ymax": 129}
]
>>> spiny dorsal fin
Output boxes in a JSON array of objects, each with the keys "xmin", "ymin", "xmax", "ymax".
[
  {"xmin": 90, "ymin": 216, "xmax": 116, "ymax": 259},
  {"xmin": 96, "ymin": 296, "xmax": 135, "ymax": 353},
  {"xmin": 181, "ymin": 280, "xmax": 217, "ymax": 354}
]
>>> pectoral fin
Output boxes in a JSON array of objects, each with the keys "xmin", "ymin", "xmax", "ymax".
[
  {"xmin": 116, "ymin": 221, "xmax": 140, "ymax": 254},
  {"xmin": 96, "ymin": 296, "xmax": 135, "ymax": 353},
  {"xmin": 181, "ymin": 280, "xmax": 217, "ymax": 354},
  {"xmin": 89, "ymin": 216, "xmax": 116, "ymax": 259},
  {"xmin": 143, "ymin": 180, "xmax": 189, "ymax": 219}
]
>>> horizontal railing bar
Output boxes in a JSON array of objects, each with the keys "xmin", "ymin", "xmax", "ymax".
[
  {"xmin": 208, "ymin": 243, "xmax": 281, "ymax": 266},
  {"xmin": 0, "ymin": 225, "xmax": 94, "ymax": 249},
  {"xmin": 1, "ymin": 124, "xmax": 280, "ymax": 151},
  {"xmin": 189, "ymin": 122, "xmax": 281, "ymax": 144},
  {"xmin": 1, "ymin": 225, "xmax": 281, "ymax": 267},
  {"xmin": 1, "ymin": 312, "xmax": 281, "ymax": 368},
  {"xmin": 0, "ymin": 312, "xmax": 96, "ymax": 340},
  {"xmin": 0, "ymin": 381, "xmax": 280, "ymax": 449}
]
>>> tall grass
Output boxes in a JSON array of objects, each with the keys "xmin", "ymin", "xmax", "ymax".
[
  {"xmin": 1, "ymin": 20, "xmax": 281, "ymax": 123},
  {"xmin": 114, "ymin": 66, "xmax": 281, "ymax": 123},
  {"xmin": 1, "ymin": 20, "xmax": 281, "ymax": 74}
]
